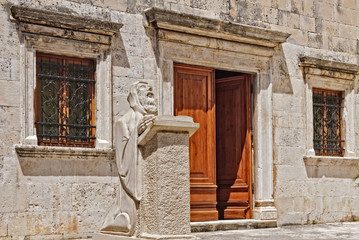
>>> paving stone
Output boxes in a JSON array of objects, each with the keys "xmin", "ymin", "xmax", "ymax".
[{"xmin": 194, "ymin": 222, "xmax": 359, "ymax": 240}]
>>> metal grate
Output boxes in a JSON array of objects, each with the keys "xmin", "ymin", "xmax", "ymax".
[
  {"xmin": 35, "ymin": 53, "xmax": 96, "ymax": 148},
  {"xmin": 313, "ymin": 88, "xmax": 344, "ymax": 156}
]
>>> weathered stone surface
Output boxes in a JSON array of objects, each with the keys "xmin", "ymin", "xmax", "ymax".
[
  {"xmin": 7, "ymin": 211, "xmax": 80, "ymax": 236},
  {"xmin": 307, "ymin": 32, "xmax": 323, "ymax": 49},
  {"xmin": 26, "ymin": 183, "xmax": 72, "ymax": 212},
  {"xmin": 273, "ymin": 146, "xmax": 306, "ymax": 165},
  {"xmin": 0, "ymin": 58, "xmax": 11, "ymax": 81},
  {"xmin": 0, "ymin": 80, "xmax": 20, "ymax": 107},
  {"xmin": 299, "ymin": 15, "xmax": 315, "ymax": 32},
  {"xmin": 0, "ymin": 130, "xmax": 20, "ymax": 157},
  {"xmin": 275, "ymin": 165, "xmax": 308, "ymax": 181},
  {"xmin": 72, "ymin": 183, "xmax": 115, "ymax": 213},
  {"xmin": 274, "ymin": 127, "xmax": 306, "ymax": 148},
  {"xmin": 1, "ymin": 0, "xmax": 359, "ymax": 239}
]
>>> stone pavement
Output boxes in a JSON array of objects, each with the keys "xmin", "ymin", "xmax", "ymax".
[{"xmin": 193, "ymin": 222, "xmax": 359, "ymax": 240}]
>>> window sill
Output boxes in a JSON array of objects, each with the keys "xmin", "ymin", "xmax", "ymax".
[
  {"xmin": 15, "ymin": 145, "xmax": 116, "ymax": 176},
  {"xmin": 303, "ymin": 156, "xmax": 359, "ymax": 179},
  {"xmin": 15, "ymin": 145, "xmax": 115, "ymax": 160}
]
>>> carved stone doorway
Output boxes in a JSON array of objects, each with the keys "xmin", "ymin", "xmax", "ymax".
[{"xmin": 174, "ymin": 63, "xmax": 252, "ymax": 221}]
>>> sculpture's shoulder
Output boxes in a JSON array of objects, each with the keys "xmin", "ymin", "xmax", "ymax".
[
  {"xmin": 116, "ymin": 109, "xmax": 135, "ymax": 126},
  {"xmin": 115, "ymin": 109, "xmax": 138, "ymax": 139}
]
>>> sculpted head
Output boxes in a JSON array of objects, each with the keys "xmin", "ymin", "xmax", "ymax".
[
  {"xmin": 128, "ymin": 81, "xmax": 157, "ymax": 115},
  {"xmin": 137, "ymin": 82, "xmax": 157, "ymax": 114}
]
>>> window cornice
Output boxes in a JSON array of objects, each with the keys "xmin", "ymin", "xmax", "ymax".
[
  {"xmin": 300, "ymin": 57, "xmax": 359, "ymax": 78},
  {"xmin": 11, "ymin": 6, "xmax": 122, "ymax": 45},
  {"xmin": 11, "ymin": 6, "xmax": 122, "ymax": 36}
]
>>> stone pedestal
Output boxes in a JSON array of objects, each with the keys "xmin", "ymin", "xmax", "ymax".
[
  {"xmin": 138, "ymin": 115, "xmax": 199, "ymax": 239},
  {"xmin": 94, "ymin": 115, "xmax": 199, "ymax": 240}
]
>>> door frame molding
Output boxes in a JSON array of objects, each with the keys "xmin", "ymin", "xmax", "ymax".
[{"xmin": 145, "ymin": 8, "xmax": 290, "ymax": 220}]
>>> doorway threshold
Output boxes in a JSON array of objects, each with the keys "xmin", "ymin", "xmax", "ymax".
[{"xmin": 191, "ymin": 219, "xmax": 277, "ymax": 232}]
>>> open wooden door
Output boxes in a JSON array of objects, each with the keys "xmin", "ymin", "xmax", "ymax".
[
  {"xmin": 216, "ymin": 75, "xmax": 252, "ymax": 219},
  {"xmin": 174, "ymin": 63, "xmax": 218, "ymax": 221},
  {"xmin": 174, "ymin": 63, "xmax": 252, "ymax": 221}
]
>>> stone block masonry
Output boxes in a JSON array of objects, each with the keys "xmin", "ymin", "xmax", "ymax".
[{"xmin": 1, "ymin": 0, "xmax": 359, "ymax": 239}]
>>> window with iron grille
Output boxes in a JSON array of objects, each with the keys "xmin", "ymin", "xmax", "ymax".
[
  {"xmin": 312, "ymin": 88, "xmax": 344, "ymax": 156},
  {"xmin": 35, "ymin": 53, "xmax": 96, "ymax": 148}
]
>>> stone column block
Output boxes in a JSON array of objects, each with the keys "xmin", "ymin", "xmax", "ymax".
[{"xmin": 138, "ymin": 116, "xmax": 199, "ymax": 239}]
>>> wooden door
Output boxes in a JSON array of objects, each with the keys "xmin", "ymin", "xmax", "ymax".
[
  {"xmin": 216, "ymin": 75, "xmax": 252, "ymax": 219},
  {"xmin": 174, "ymin": 63, "xmax": 218, "ymax": 221}
]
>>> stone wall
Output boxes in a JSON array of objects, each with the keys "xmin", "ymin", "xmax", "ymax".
[{"xmin": 1, "ymin": 0, "xmax": 359, "ymax": 238}]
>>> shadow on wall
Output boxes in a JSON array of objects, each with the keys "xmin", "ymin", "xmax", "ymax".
[
  {"xmin": 112, "ymin": 33, "xmax": 130, "ymax": 68},
  {"xmin": 144, "ymin": 24, "xmax": 159, "ymax": 68},
  {"xmin": 272, "ymin": 45, "xmax": 293, "ymax": 94},
  {"xmin": 18, "ymin": 157, "xmax": 117, "ymax": 176}
]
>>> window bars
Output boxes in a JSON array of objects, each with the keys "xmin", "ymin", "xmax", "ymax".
[
  {"xmin": 312, "ymin": 88, "xmax": 344, "ymax": 156},
  {"xmin": 35, "ymin": 53, "xmax": 96, "ymax": 148}
]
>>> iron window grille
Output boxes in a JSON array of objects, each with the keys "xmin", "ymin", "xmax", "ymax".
[
  {"xmin": 35, "ymin": 53, "xmax": 96, "ymax": 148},
  {"xmin": 312, "ymin": 88, "xmax": 344, "ymax": 156}
]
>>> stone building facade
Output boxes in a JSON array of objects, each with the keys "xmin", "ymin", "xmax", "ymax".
[{"xmin": 1, "ymin": 0, "xmax": 359, "ymax": 239}]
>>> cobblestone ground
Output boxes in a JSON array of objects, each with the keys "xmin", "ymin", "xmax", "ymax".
[{"xmin": 194, "ymin": 222, "xmax": 359, "ymax": 240}]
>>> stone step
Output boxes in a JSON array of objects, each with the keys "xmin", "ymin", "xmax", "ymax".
[{"xmin": 191, "ymin": 219, "xmax": 277, "ymax": 232}]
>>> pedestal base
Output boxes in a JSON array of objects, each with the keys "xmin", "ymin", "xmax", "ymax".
[
  {"xmin": 141, "ymin": 233, "xmax": 200, "ymax": 240},
  {"xmin": 252, "ymin": 199, "xmax": 277, "ymax": 220},
  {"xmin": 253, "ymin": 206, "xmax": 277, "ymax": 220},
  {"xmin": 93, "ymin": 233, "xmax": 144, "ymax": 240}
]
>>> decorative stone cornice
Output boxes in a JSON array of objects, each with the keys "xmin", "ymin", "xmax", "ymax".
[
  {"xmin": 11, "ymin": 6, "xmax": 122, "ymax": 36},
  {"xmin": 138, "ymin": 115, "xmax": 199, "ymax": 146},
  {"xmin": 145, "ymin": 7, "xmax": 290, "ymax": 48},
  {"xmin": 300, "ymin": 57, "xmax": 359, "ymax": 77},
  {"xmin": 11, "ymin": 6, "xmax": 122, "ymax": 45}
]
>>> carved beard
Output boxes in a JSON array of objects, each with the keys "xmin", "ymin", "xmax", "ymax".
[{"xmin": 138, "ymin": 90, "xmax": 157, "ymax": 114}]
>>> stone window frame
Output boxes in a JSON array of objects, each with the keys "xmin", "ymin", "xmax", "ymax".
[
  {"xmin": 312, "ymin": 88, "xmax": 344, "ymax": 156},
  {"xmin": 301, "ymin": 57, "xmax": 359, "ymax": 158},
  {"xmin": 11, "ymin": 6, "xmax": 122, "ymax": 153},
  {"xmin": 35, "ymin": 52, "xmax": 96, "ymax": 148}
]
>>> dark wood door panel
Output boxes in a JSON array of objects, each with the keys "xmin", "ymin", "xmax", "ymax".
[
  {"xmin": 174, "ymin": 63, "xmax": 218, "ymax": 221},
  {"xmin": 216, "ymin": 75, "xmax": 252, "ymax": 220}
]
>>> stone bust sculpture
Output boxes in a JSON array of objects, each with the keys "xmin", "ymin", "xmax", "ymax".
[{"xmin": 101, "ymin": 81, "xmax": 157, "ymax": 236}]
